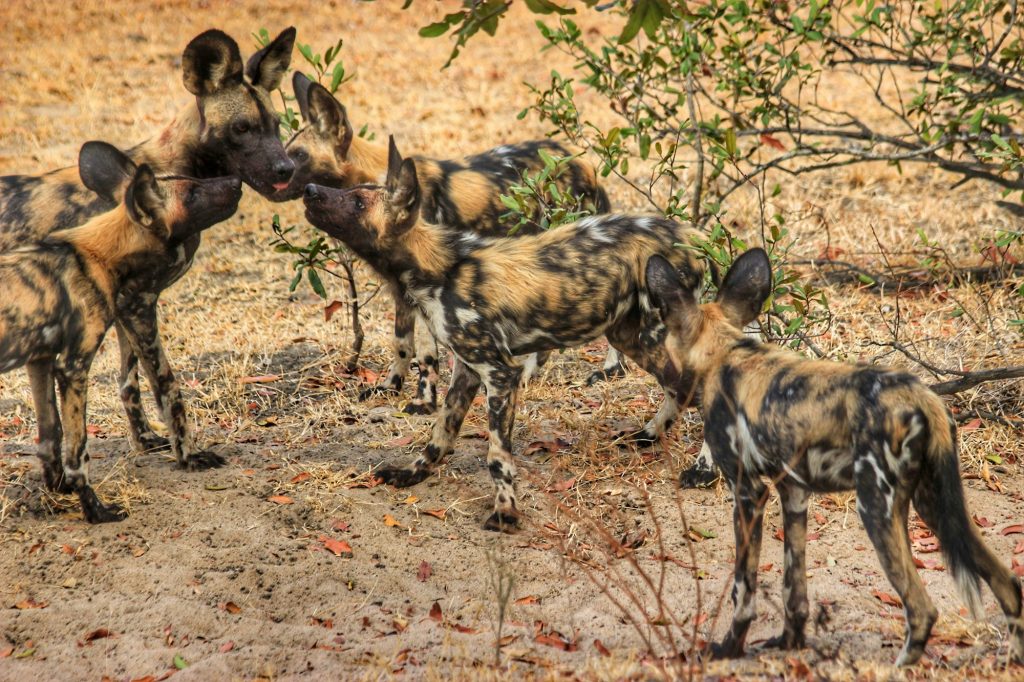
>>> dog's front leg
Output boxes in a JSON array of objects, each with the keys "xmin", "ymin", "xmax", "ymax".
[
  {"xmin": 114, "ymin": 322, "xmax": 170, "ymax": 453},
  {"xmin": 361, "ymin": 286, "xmax": 415, "ymax": 401},
  {"xmin": 27, "ymin": 360, "xmax": 68, "ymax": 493},
  {"xmin": 118, "ymin": 302, "xmax": 224, "ymax": 471},
  {"xmin": 377, "ymin": 358, "xmax": 481, "ymax": 487}
]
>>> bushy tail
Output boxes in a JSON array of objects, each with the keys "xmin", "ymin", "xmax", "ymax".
[
  {"xmin": 591, "ymin": 183, "xmax": 611, "ymax": 215},
  {"xmin": 913, "ymin": 395, "xmax": 984, "ymax": 617}
]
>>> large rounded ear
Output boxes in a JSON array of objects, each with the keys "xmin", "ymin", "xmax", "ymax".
[
  {"xmin": 125, "ymin": 165, "xmax": 163, "ymax": 228},
  {"xmin": 307, "ymin": 83, "xmax": 353, "ymax": 155},
  {"xmin": 182, "ymin": 29, "xmax": 244, "ymax": 96},
  {"xmin": 292, "ymin": 71, "xmax": 314, "ymax": 121},
  {"xmin": 716, "ymin": 248, "xmax": 772, "ymax": 327},
  {"xmin": 385, "ymin": 137, "xmax": 420, "ymax": 231},
  {"xmin": 246, "ymin": 27, "xmax": 296, "ymax": 92},
  {"xmin": 78, "ymin": 141, "xmax": 137, "ymax": 202},
  {"xmin": 645, "ymin": 254, "xmax": 698, "ymax": 324}
]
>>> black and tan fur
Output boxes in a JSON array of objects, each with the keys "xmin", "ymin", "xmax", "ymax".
[
  {"xmin": 0, "ymin": 152, "xmax": 241, "ymax": 523},
  {"xmin": 303, "ymin": 138, "xmax": 704, "ymax": 530},
  {"xmin": 273, "ymin": 76, "xmax": 622, "ymax": 413},
  {"xmin": 0, "ymin": 28, "xmax": 296, "ymax": 471},
  {"xmin": 645, "ymin": 248, "xmax": 1024, "ymax": 666}
]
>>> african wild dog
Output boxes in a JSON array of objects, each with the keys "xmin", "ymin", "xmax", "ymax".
[
  {"xmin": 0, "ymin": 27, "xmax": 296, "ymax": 472},
  {"xmin": 644, "ymin": 248, "xmax": 1024, "ymax": 666},
  {"xmin": 303, "ymin": 137, "xmax": 705, "ymax": 531},
  {"xmin": 0, "ymin": 147, "xmax": 242, "ymax": 523},
  {"xmin": 271, "ymin": 74, "xmax": 624, "ymax": 414}
]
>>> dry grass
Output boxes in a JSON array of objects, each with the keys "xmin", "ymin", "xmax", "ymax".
[{"xmin": 1, "ymin": 1, "xmax": 1023, "ymax": 680}]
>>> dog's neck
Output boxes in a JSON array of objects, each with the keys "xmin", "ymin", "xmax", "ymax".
[
  {"xmin": 131, "ymin": 103, "xmax": 224, "ymax": 178},
  {"xmin": 346, "ymin": 136, "xmax": 391, "ymax": 184}
]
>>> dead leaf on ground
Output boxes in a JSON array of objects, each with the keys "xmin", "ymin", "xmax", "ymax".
[
  {"xmin": 872, "ymin": 589, "xmax": 903, "ymax": 608},
  {"xmin": 429, "ymin": 602, "xmax": 443, "ymax": 622},
  {"xmin": 387, "ymin": 435, "xmax": 414, "ymax": 447},
  {"xmin": 240, "ymin": 375, "xmax": 280, "ymax": 384},
  {"xmin": 13, "ymin": 598, "xmax": 48, "ymax": 609},
  {"xmin": 546, "ymin": 477, "xmax": 576, "ymax": 493},
  {"xmin": 219, "ymin": 641, "xmax": 234, "ymax": 653},
  {"xmin": 417, "ymin": 561, "xmax": 432, "ymax": 582},
  {"xmin": 422, "ymin": 508, "xmax": 446, "ymax": 520},
  {"xmin": 594, "ymin": 638, "xmax": 611, "ymax": 657},
  {"xmin": 220, "ymin": 601, "xmax": 242, "ymax": 614},
  {"xmin": 268, "ymin": 495, "xmax": 294, "ymax": 505},
  {"xmin": 383, "ymin": 514, "xmax": 403, "ymax": 528},
  {"xmin": 1000, "ymin": 524, "xmax": 1024, "ymax": 536},
  {"xmin": 320, "ymin": 536, "xmax": 353, "ymax": 558},
  {"xmin": 514, "ymin": 595, "xmax": 540, "ymax": 606},
  {"xmin": 83, "ymin": 628, "xmax": 114, "ymax": 643},
  {"xmin": 323, "ymin": 300, "xmax": 344, "ymax": 322},
  {"xmin": 535, "ymin": 630, "xmax": 578, "ymax": 652},
  {"xmin": 290, "ymin": 472, "xmax": 310, "ymax": 484}
]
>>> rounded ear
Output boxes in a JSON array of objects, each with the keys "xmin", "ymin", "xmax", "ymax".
[
  {"xmin": 307, "ymin": 83, "xmax": 353, "ymax": 155},
  {"xmin": 182, "ymin": 29, "xmax": 244, "ymax": 96},
  {"xmin": 716, "ymin": 248, "xmax": 773, "ymax": 327},
  {"xmin": 385, "ymin": 135, "xmax": 404, "ymax": 191},
  {"xmin": 292, "ymin": 71, "xmax": 314, "ymax": 122},
  {"xmin": 246, "ymin": 27, "xmax": 296, "ymax": 92},
  {"xmin": 78, "ymin": 141, "xmax": 137, "ymax": 202},
  {"xmin": 125, "ymin": 165, "xmax": 162, "ymax": 228},
  {"xmin": 645, "ymin": 255, "xmax": 695, "ymax": 320}
]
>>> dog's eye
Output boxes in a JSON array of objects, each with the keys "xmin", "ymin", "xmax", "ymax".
[
  {"xmin": 354, "ymin": 197, "xmax": 365, "ymax": 211},
  {"xmin": 186, "ymin": 186, "xmax": 198, "ymax": 205},
  {"xmin": 233, "ymin": 121, "xmax": 251, "ymax": 135},
  {"xmin": 292, "ymin": 149, "xmax": 309, "ymax": 163}
]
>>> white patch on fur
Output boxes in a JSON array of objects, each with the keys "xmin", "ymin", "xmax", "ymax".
[
  {"xmin": 455, "ymin": 306, "xmax": 481, "ymax": 326},
  {"xmin": 694, "ymin": 441, "xmax": 715, "ymax": 471},
  {"xmin": 727, "ymin": 414, "xmax": 765, "ymax": 476},
  {"xmin": 42, "ymin": 324, "xmax": 61, "ymax": 345},
  {"xmin": 857, "ymin": 451, "xmax": 893, "ymax": 518},
  {"xmin": 734, "ymin": 578, "xmax": 756, "ymax": 621},
  {"xmin": 807, "ymin": 447, "xmax": 854, "ymax": 487},
  {"xmin": 409, "ymin": 286, "xmax": 449, "ymax": 346},
  {"xmin": 492, "ymin": 145, "xmax": 514, "ymax": 156},
  {"xmin": 519, "ymin": 353, "xmax": 539, "ymax": 386},
  {"xmin": 634, "ymin": 216, "xmax": 658, "ymax": 231}
]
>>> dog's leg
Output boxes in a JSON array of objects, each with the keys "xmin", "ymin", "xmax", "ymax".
[
  {"xmin": 480, "ymin": 366, "xmax": 523, "ymax": 532},
  {"xmin": 519, "ymin": 351, "xmax": 547, "ymax": 387},
  {"xmin": 633, "ymin": 387, "xmax": 679, "ymax": 447},
  {"xmin": 405, "ymin": 323, "xmax": 440, "ymax": 415},
  {"xmin": 711, "ymin": 478, "xmax": 766, "ymax": 659},
  {"xmin": 56, "ymin": 364, "xmax": 126, "ymax": 523},
  {"xmin": 680, "ymin": 441, "xmax": 722, "ymax": 488},
  {"xmin": 360, "ymin": 287, "xmax": 414, "ymax": 401},
  {"xmin": 585, "ymin": 344, "xmax": 627, "ymax": 385},
  {"xmin": 115, "ymin": 322, "xmax": 170, "ymax": 453},
  {"xmin": 27, "ymin": 360, "xmax": 68, "ymax": 493},
  {"xmin": 119, "ymin": 303, "xmax": 224, "ymax": 471},
  {"xmin": 378, "ymin": 358, "xmax": 481, "ymax": 487},
  {"xmin": 855, "ymin": 458, "xmax": 936, "ymax": 666},
  {"xmin": 764, "ymin": 482, "xmax": 810, "ymax": 650}
]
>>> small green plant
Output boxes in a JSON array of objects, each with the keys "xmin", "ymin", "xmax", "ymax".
[{"xmin": 499, "ymin": 149, "xmax": 595, "ymax": 234}]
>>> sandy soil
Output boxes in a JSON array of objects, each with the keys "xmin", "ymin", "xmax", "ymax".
[{"xmin": 1, "ymin": 1, "xmax": 1023, "ymax": 680}]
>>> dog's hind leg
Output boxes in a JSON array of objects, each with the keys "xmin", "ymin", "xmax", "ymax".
[
  {"xmin": 406, "ymin": 322, "xmax": 440, "ymax": 415},
  {"xmin": 855, "ymin": 454, "xmax": 936, "ymax": 666},
  {"xmin": 480, "ymin": 365, "xmax": 523, "ymax": 532},
  {"xmin": 56, "ymin": 363, "xmax": 126, "ymax": 523},
  {"xmin": 584, "ymin": 344, "xmax": 627, "ymax": 385},
  {"xmin": 764, "ymin": 482, "xmax": 810, "ymax": 650}
]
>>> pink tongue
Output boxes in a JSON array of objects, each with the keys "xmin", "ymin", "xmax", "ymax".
[{"xmin": 273, "ymin": 182, "xmax": 290, "ymax": 191}]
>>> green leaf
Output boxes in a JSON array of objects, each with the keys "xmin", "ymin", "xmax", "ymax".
[
  {"xmin": 307, "ymin": 268, "xmax": 328, "ymax": 299},
  {"xmin": 524, "ymin": 0, "xmax": 575, "ymax": 14},
  {"xmin": 174, "ymin": 655, "xmax": 188, "ymax": 670},
  {"xmin": 419, "ymin": 21, "xmax": 452, "ymax": 38},
  {"xmin": 619, "ymin": 0, "xmax": 648, "ymax": 44},
  {"xmin": 330, "ymin": 63, "xmax": 346, "ymax": 93},
  {"xmin": 724, "ymin": 128, "xmax": 737, "ymax": 157}
]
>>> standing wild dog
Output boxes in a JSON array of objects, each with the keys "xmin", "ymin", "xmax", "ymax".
[
  {"xmin": 271, "ymin": 74, "xmax": 625, "ymax": 414},
  {"xmin": 644, "ymin": 248, "xmax": 1024, "ymax": 666},
  {"xmin": 303, "ymin": 138, "xmax": 705, "ymax": 530},
  {"xmin": 0, "ymin": 27, "xmax": 296, "ymax": 471},
  {"xmin": 0, "ymin": 150, "xmax": 242, "ymax": 523}
]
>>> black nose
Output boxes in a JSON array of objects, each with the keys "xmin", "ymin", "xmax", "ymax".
[
  {"xmin": 304, "ymin": 184, "xmax": 319, "ymax": 200},
  {"xmin": 273, "ymin": 159, "xmax": 294, "ymax": 180}
]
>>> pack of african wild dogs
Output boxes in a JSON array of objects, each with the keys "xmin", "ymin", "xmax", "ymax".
[{"xmin": 1, "ymin": 27, "xmax": 1021, "ymax": 667}]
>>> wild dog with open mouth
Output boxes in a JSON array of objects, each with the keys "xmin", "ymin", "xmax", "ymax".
[
  {"xmin": 0, "ymin": 150, "xmax": 242, "ymax": 523},
  {"xmin": 0, "ymin": 27, "xmax": 296, "ymax": 471},
  {"xmin": 644, "ymin": 248, "xmax": 1024, "ymax": 666},
  {"xmin": 271, "ymin": 75, "xmax": 623, "ymax": 414},
  {"xmin": 303, "ymin": 137, "xmax": 705, "ymax": 531}
]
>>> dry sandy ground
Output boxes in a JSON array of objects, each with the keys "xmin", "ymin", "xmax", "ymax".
[{"xmin": 1, "ymin": 1, "xmax": 1024, "ymax": 680}]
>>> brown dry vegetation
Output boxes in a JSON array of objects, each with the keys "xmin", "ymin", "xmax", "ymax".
[{"xmin": 1, "ymin": 1, "xmax": 1023, "ymax": 680}]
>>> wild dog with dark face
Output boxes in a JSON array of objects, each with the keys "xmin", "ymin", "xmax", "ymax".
[
  {"xmin": 0, "ymin": 156, "xmax": 242, "ymax": 523},
  {"xmin": 303, "ymin": 138, "xmax": 704, "ymax": 530},
  {"xmin": 0, "ymin": 28, "xmax": 295, "ymax": 470},
  {"xmin": 645, "ymin": 248, "xmax": 1024, "ymax": 666},
  {"xmin": 273, "ymin": 76, "xmax": 622, "ymax": 414}
]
